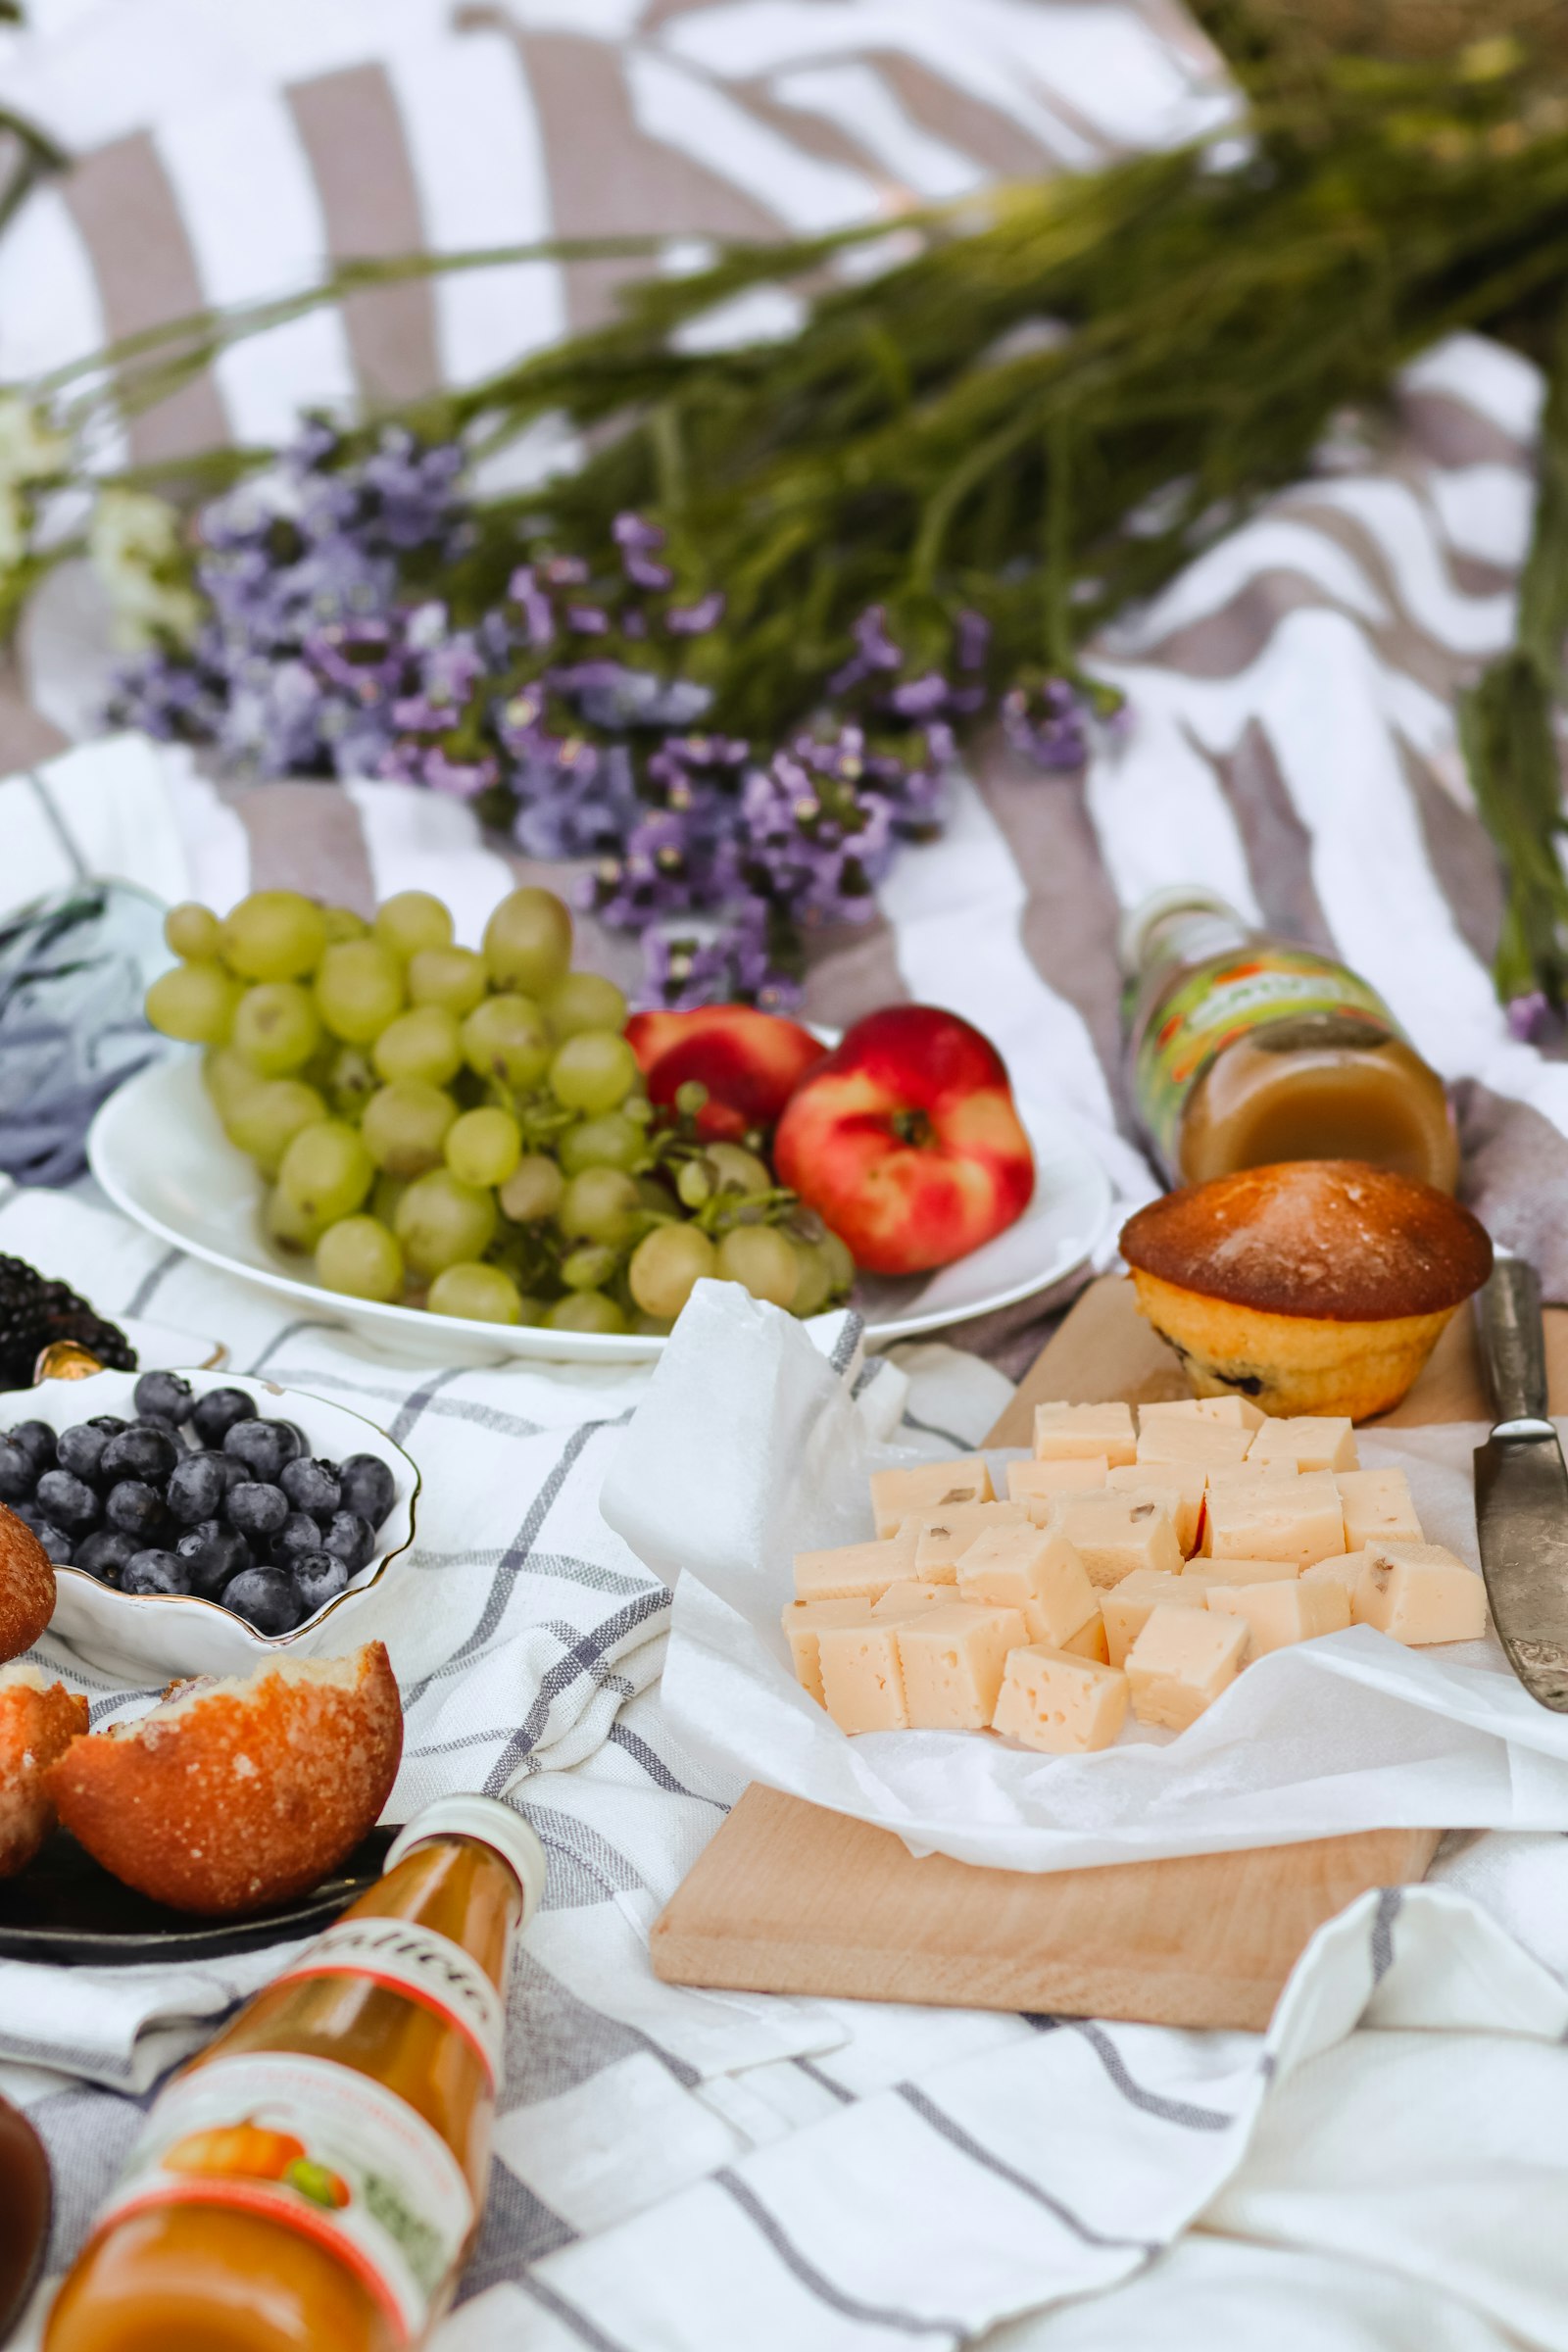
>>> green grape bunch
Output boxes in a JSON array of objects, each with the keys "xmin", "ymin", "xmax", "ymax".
[{"xmin": 145, "ymin": 883, "xmax": 858, "ymax": 1335}]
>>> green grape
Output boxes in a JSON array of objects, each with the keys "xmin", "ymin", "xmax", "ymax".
[
  {"xmin": 220, "ymin": 890, "xmax": 327, "ymax": 982},
  {"xmin": 445, "ymin": 1106, "xmax": 522, "ymax": 1188},
  {"xmin": 628, "ymin": 1224, "xmax": 717, "ymax": 1319},
  {"xmin": 204, "ymin": 1045, "xmax": 262, "ymax": 1119},
  {"xmin": 326, "ymin": 1044, "xmax": 378, "ymax": 1121},
  {"xmin": 224, "ymin": 1079, "xmax": 327, "ymax": 1178},
  {"xmin": 277, "ymin": 1119, "xmax": 375, "ymax": 1227},
  {"xmin": 483, "ymin": 886, "xmax": 572, "ymax": 996},
  {"xmin": 786, "ymin": 1239, "xmax": 834, "ymax": 1320},
  {"xmin": 361, "ymin": 1082, "xmax": 458, "ymax": 1177},
  {"xmin": 146, "ymin": 961, "xmax": 241, "ymax": 1045},
  {"xmin": 265, "ymin": 1185, "xmax": 325, "ymax": 1255},
  {"xmin": 407, "ymin": 945, "xmax": 487, "ymax": 1019},
  {"xmin": 317, "ymin": 1214, "xmax": 405, "ymax": 1302},
  {"xmin": 373, "ymin": 890, "xmax": 454, "ymax": 960},
  {"xmin": 498, "ymin": 1153, "xmax": 564, "ymax": 1223},
  {"xmin": 395, "ymin": 1169, "xmax": 498, "ymax": 1278},
  {"xmin": 321, "ymin": 906, "xmax": 370, "ymax": 943},
  {"xmin": 545, "ymin": 1292, "xmax": 627, "ymax": 1335},
  {"xmin": 549, "ymin": 1030, "xmax": 639, "ymax": 1115},
  {"xmin": 818, "ymin": 1230, "xmax": 856, "ymax": 1292},
  {"xmin": 428, "ymin": 1262, "xmax": 525, "ymax": 1324},
  {"xmin": 165, "ymin": 902, "xmax": 221, "ymax": 960},
  {"xmin": 231, "ymin": 981, "xmax": 322, "ymax": 1076},
  {"xmin": 561, "ymin": 1244, "xmax": 618, "ymax": 1292},
  {"xmin": 315, "ymin": 939, "xmax": 406, "ymax": 1044},
  {"xmin": 543, "ymin": 970, "xmax": 628, "ymax": 1040},
  {"xmin": 371, "ymin": 1005, "xmax": 464, "ymax": 1088},
  {"xmin": 371, "ymin": 1170, "xmax": 408, "ymax": 1227},
  {"xmin": 632, "ymin": 1311, "xmax": 674, "ymax": 1338},
  {"xmin": 558, "ymin": 1168, "xmax": 640, "ymax": 1248},
  {"xmin": 558, "ymin": 1114, "xmax": 645, "ymax": 1176},
  {"xmin": 461, "ymin": 994, "xmax": 551, "ymax": 1089},
  {"xmin": 716, "ymin": 1224, "xmax": 801, "ymax": 1308},
  {"xmin": 707, "ymin": 1142, "xmax": 772, "ymax": 1196}
]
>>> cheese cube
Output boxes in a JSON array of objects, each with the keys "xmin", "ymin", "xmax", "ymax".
[
  {"xmin": 1102, "ymin": 1571, "xmax": 1200, "ymax": 1665},
  {"xmin": 1125, "ymin": 1605, "xmax": 1249, "ymax": 1730},
  {"xmin": 1048, "ymin": 1494, "xmax": 1183, "ymax": 1589},
  {"xmin": 782, "ymin": 1598, "xmax": 872, "ymax": 1702},
  {"xmin": 1007, "ymin": 1456, "xmax": 1108, "ymax": 1507},
  {"xmin": 869, "ymin": 1581, "xmax": 955, "ymax": 1617},
  {"xmin": 1205, "ymin": 1576, "xmax": 1351, "ymax": 1654},
  {"xmin": 993, "ymin": 1646, "xmax": 1129, "ymax": 1752},
  {"xmin": 1135, "ymin": 1422, "xmax": 1254, "ymax": 1472},
  {"xmin": 1202, "ymin": 1473, "xmax": 1344, "ymax": 1567},
  {"xmin": 897, "ymin": 1603, "xmax": 1027, "ymax": 1730},
  {"xmin": 1060, "ymin": 1611, "xmax": 1109, "ymax": 1663},
  {"xmin": 911, "ymin": 1499, "xmax": 1028, "ymax": 1580},
  {"xmin": 1302, "ymin": 1550, "xmax": 1369, "ymax": 1601},
  {"xmin": 1247, "ymin": 1416, "xmax": 1359, "ymax": 1473},
  {"xmin": 1179, "ymin": 1556, "xmax": 1300, "ymax": 1584},
  {"xmin": 870, "ymin": 1455, "xmax": 993, "ymax": 1538},
  {"xmin": 1139, "ymin": 1396, "xmax": 1265, "ymax": 1431},
  {"xmin": 1335, "ymin": 1468, "xmax": 1422, "ymax": 1549},
  {"xmin": 818, "ymin": 1619, "xmax": 909, "ymax": 1732},
  {"xmin": 956, "ymin": 1522, "xmax": 1098, "ymax": 1648},
  {"xmin": 794, "ymin": 1525, "xmax": 917, "ymax": 1603},
  {"xmin": 1106, "ymin": 1462, "xmax": 1205, "ymax": 1554},
  {"xmin": 1032, "ymin": 1402, "xmax": 1137, "ymax": 1467},
  {"xmin": 1352, "ymin": 1542, "xmax": 1488, "ymax": 1645}
]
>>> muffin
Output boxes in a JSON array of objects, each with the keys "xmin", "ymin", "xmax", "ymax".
[
  {"xmin": 1119, "ymin": 1160, "xmax": 1493, "ymax": 1420},
  {"xmin": 0, "ymin": 1506, "xmax": 54, "ymax": 1663}
]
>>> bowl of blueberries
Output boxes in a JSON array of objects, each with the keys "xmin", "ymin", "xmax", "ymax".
[{"xmin": 1, "ymin": 1367, "xmax": 418, "ymax": 1680}]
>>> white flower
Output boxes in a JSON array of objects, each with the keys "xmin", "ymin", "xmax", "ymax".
[
  {"xmin": 89, "ymin": 487, "xmax": 201, "ymax": 650},
  {"xmin": 0, "ymin": 487, "xmax": 28, "ymax": 574},
  {"xmin": 0, "ymin": 395, "xmax": 69, "ymax": 490}
]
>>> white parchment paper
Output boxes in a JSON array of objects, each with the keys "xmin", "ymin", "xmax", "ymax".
[{"xmin": 602, "ymin": 1283, "xmax": 1568, "ymax": 1871}]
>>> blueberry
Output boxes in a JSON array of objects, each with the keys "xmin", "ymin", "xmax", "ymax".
[
  {"xmin": 194, "ymin": 1447, "xmax": 245, "ymax": 1494},
  {"xmin": 166, "ymin": 1453, "xmax": 229, "ymax": 1526},
  {"xmin": 34, "ymin": 1469, "xmax": 101, "ymax": 1533},
  {"xmin": 174, "ymin": 1520, "xmax": 253, "ymax": 1598},
  {"xmin": 220, "ymin": 1566, "xmax": 301, "ymax": 1635},
  {"xmin": 291, "ymin": 1549, "xmax": 350, "ymax": 1616},
  {"xmin": 132, "ymin": 1412, "xmax": 188, "ymax": 1449},
  {"xmin": 74, "ymin": 1527, "xmax": 139, "ymax": 1585},
  {"xmin": 273, "ymin": 1509, "xmax": 328, "ymax": 1568},
  {"xmin": 8, "ymin": 1422, "xmax": 57, "ymax": 1474},
  {"xmin": 9, "ymin": 1501, "xmax": 44, "ymax": 1533},
  {"xmin": 279, "ymin": 1456, "xmax": 341, "ymax": 1524},
  {"xmin": 86, "ymin": 1414, "xmax": 127, "ymax": 1438},
  {"xmin": 122, "ymin": 1547, "xmax": 192, "ymax": 1596},
  {"xmin": 223, "ymin": 1419, "xmax": 301, "ymax": 1484},
  {"xmin": 337, "ymin": 1454, "xmax": 395, "ymax": 1532},
  {"xmin": 105, "ymin": 1480, "xmax": 168, "ymax": 1540},
  {"xmin": 100, "ymin": 1426, "xmax": 177, "ymax": 1487},
  {"xmin": 57, "ymin": 1422, "xmax": 115, "ymax": 1486},
  {"xmin": 321, "ymin": 1510, "xmax": 374, "ymax": 1574},
  {"xmin": 190, "ymin": 1387, "xmax": 257, "ymax": 1446},
  {"xmin": 226, "ymin": 1481, "xmax": 288, "ymax": 1542},
  {"xmin": 29, "ymin": 1521, "xmax": 73, "ymax": 1564},
  {"xmin": 134, "ymin": 1371, "xmax": 195, "ymax": 1425},
  {"xmin": 0, "ymin": 1440, "xmax": 36, "ymax": 1499}
]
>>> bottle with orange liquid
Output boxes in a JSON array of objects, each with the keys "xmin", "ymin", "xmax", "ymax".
[
  {"xmin": 45, "ymin": 1795, "xmax": 545, "ymax": 2352},
  {"xmin": 1122, "ymin": 888, "xmax": 1457, "ymax": 1192}
]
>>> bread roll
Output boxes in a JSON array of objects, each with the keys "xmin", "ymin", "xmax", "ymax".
[
  {"xmin": 48, "ymin": 1643, "xmax": 402, "ymax": 1916},
  {"xmin": 0, "ymin": 1505, "xmax": 54, "ymax": 1663},
  {"xmin": 0, "ymin": 1663, "xmax": 87, "ymax": 1878}
]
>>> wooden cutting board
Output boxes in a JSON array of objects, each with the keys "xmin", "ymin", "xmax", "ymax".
[{"xmin": 651, "ymin": 1278, "xmax": 1558, "ymax": 2031}]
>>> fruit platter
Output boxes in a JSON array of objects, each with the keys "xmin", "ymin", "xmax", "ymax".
[{"xmin": 91, "ymin": 883, "xmax": 1111, "ymax": 1360}]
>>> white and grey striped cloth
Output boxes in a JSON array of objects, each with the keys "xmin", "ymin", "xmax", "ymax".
[{"xmin": 6, "ymin": 1180, "xmax": 1568, "ymax": 2352}]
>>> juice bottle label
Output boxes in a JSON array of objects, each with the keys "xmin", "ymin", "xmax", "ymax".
[
  {"xmin": 270, "ymin": 1915, "xmax": 506, "ymax": 2085},
  {"xmin": 92, "ymin": 2051, "xmax": 473, "ymax": 2345},
  {"xmin": 1136, "ymin": 947, "xmax": 1400, "ymax": 1169}
]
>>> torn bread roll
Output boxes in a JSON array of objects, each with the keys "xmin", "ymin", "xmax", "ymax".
[
  {"xmin": 0, "ymin": 1662, "xmax": 87, "ymax": 1878},
  {"xmin": 0, "ymin": 1504, "xmax": 55, "ymax": 1663}
]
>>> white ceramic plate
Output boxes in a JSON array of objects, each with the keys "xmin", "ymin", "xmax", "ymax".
[
  {"xmin": 10, "ymin": 1368, "xmax": 418, "ymax": 1682},
  {"xmin": 87, "ymin": 1056, "xmax": 1113, "ymax": 1363}
]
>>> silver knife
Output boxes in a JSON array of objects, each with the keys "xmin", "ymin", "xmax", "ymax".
[{"xmin": 1474, "ymin": 1257, "xmax": 1568, "ymax": 1710}]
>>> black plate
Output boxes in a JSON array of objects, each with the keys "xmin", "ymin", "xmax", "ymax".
[{"xmin": 0, "ymin": 1827, "xmax": 399, "ymax": 1965}]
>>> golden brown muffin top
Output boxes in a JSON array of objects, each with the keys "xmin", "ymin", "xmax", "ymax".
[{"xmin": 1120, "ymin": 1160, "xmax": 1493, "ymax": 1322}]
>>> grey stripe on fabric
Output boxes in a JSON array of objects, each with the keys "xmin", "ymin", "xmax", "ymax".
[
  {"xmin": 830, "ymin": 1311, "xmax": 863, "ymax": 1378},
  {"xmin": 1398, "ymin": 388, "xmax": 1529, "ymax": 469},
  {"xmin": 24, "ymin": 769, "xmax": 87, "ymax": 879},
  {"xmin": 246, "ymin": 1316, "xmax": 340, "ymax": 1376},
  {"xmin": 1214, "ymin": 720, "xmax": 1335, "ymax": 953},
  {"xmin": 793, "ymin": 2053, "xmax": 857, "ymax": 2104},
  {"xmin": 1371, "ymin": 1885, "xmax": 1402, "ymax": 1984},
  {"xmin": 457, "ymin": 2158, "xmax": 576, "ymax": 2301},
  {"xmin": 522, "ymin": 1803, "xmax": 645, "ymax": 1907},
  {"xmin": 60, "ymin": 130, "xmax": 229, "ymax": 463},
  {"xmin": 714, "ymin": 2168, "xmax": 963, "ymax": 2341},
  {"xmin": 221, "ymin": 781, "xmax": 377, "ymax": 915},
  {"xmin": 607, "ymin": 1719, "xmax": 729, "ymax": 1808},
  {"xmin": 801, "ymin": 910, "xmax": 911, "ymax": 1034},
  {"xmin": 895, "ymin": 2082, "xmax": 1155, "ymax": 2253},
  {"xmin": 0, "ymin": 648, "xmax": 68, "ymax": 772},
  {"xmin": 514, "ymin": 2268, "xmax": 635, "ymax": 2352},
  {"xmin": 387, "ymin": 1361, "xmax": 469, "ymax": 1446},
  {"xmin": 479, "ymin": 1588, "xmax": 669, "ymax": 1792},
  {"xmin": 287, "ymin": 63, "xmax": 442, "ymax": 409},
  {"xmin": 261, "ymin": 1363, "xmax": 545, "ymax": 1441},
  {"xmin": 1398, "ymin": 738, "xmax": 1506, "ymax": 975},
  {"xmin": 876, "ymin": 51, "xmax": 1054, "ymax": 178},
  {"xmin": 122, "ymin": 1245, "xmax": 183, "ymax": 1318},
  {"xmin": 1065, "ymin": 2023, "xmax": 1236, "ymax": 2132},
  {"xmin": 900, "ymin": 1409, "xmax": 979, "ymax": 1453}
]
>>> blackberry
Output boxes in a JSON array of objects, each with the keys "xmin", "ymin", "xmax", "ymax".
[{"xmin": 0, "ymin": 1254, "xmax": 135, "ymax": 1390}]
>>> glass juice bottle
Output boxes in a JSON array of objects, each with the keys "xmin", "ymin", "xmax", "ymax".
[
  {"xmin": 1122, "ymin": 888, "xmax": 1457, "ymax": 1193},
  {"xmin": 44, "ymin": 1794, "xmax": 545, "ymax": 2352}
]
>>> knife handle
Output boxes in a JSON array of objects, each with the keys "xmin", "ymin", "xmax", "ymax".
[{"xmin": 1478, "ymin": 1258, "xmax": 1549, "ymax": 1425}]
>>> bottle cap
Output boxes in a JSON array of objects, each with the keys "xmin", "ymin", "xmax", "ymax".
[
  {"xmin": 1116, "ymin": 885, "xmax": 1240, "ymax": 979},
  {"xmin": 384, "ymin": 1795, "xmax": 548, "ymax": 1927}
]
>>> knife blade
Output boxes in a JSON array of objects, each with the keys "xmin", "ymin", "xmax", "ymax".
[{"xmin": 1473, "ymin": 1257, "xmax": 1568, "ymax": 1710}]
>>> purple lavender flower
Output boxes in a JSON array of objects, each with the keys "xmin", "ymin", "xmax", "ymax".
[
  {"xmin": 1506, "ymin": 991, "xmax": 1550, "ymax": 1044},
  {"xmin": 1002, "ymin": 675, "xmax": 1096, "ymax": 769}
]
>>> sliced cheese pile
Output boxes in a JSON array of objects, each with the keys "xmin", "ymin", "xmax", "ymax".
[{"xmin": 783, "ymin": 1393, "xmax": 1487, "ymax": 1752}]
